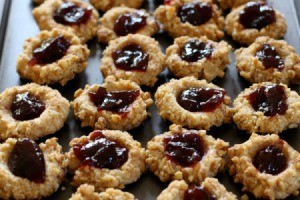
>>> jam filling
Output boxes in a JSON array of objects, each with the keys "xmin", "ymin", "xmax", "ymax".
[
  {"xmin": 53, "ymin": 2, "xmax": 92, "ymax": 25},
  {"xmin": 163, "ymin": 132, "xmax": 206, "ymax": 167},
  {"xmin": 8, "ymin": 138, "xmax": 46, "ymax": 183},
  {"xmin": 11, "ymin": 92, "xmax": 46, "ymax": 121},
  {"xmin": 89, "ymin": 87, "xmax": 140, "ymax": 115},
  {"xmin": 248, "ymin": 84, "xmax": 288, "ymax": 117},
  {"xmin": 239, "ymin": 2, "xmax": 276, "ymax": 30},
  {"xmin": 255, "ymin": 43, "xmax": 284, "ymax": 71},
  {"xmin": 178, "ymin": 2, "xmax": 212, "ymax": 26},
  {"xmin": 112, "ymin": 43, "xmax": 149, "ymax": 71},
  {"xmin": 184, "ymin": 184, "xmax": 217, "ymax": 200},
  {"xmin": 180, "ymin": 40, "xmax": 213, "ymax": 62},
  {"xmin": 178, "ymin": 87, "xmax": 226, "ymax": 112},
  {"xmin": 28, "ymin": 36, "xmax": 71, "ymax": 66},
  {"xmin": 253, "ymin": 145, "xmax": 287, "ymax": 175},
  {"xmin": 73, "ymin": 131, "xmax": 128, "ymax": 169},
  {"xmin": 114, "ymin": 12, "xmax": 147, "ymax": 36}
]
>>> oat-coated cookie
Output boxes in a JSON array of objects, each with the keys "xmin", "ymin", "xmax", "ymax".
[
  {"xmin": 217, "ymin": 0, "xmax": 264, "ymax": 10},
  {"xmin": 90, "ymin": 0, "xmax": 144, "ymax": 12}
]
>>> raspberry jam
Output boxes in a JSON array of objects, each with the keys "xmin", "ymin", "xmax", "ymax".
[
  {"xmin": 239, "ymin": 2, "xmax": 276, "ymax": 30},
  {"xmin": 28, "ymin": 36, "xmax": 70, "ymax": 66},
  {"xmin": 248, "ymin": 84, "xmax": 288, "ymax": 117},
  {"xmin": 114, "ymin": 12, "xmax": 147, "ymax": 36},
  {"xmin": 8, "ymin": 138, "xmax": 46, "ymax": 183},
  {"xmin": 163, "ymin": 132, "xmax": 206, "ymax": 167},
  {"xmin": 11, "ymin": 92, "xmax": 46, "ymax": 121},
  {"xmin": 184, "ymin": 184, "xmax": 217, "ymax": 200},
  {"xmin": 112, "ymin": 43, "xmax": 149, "ymax": 71},
  {"xmin": 180, "ymin": 40, "xmax": 213, "ymax": 62},
  {"xmin": 178, "ymin": 2, "xmax": 212, "ymax": 26},
  {"xmin": 53, "ymin": 2, "xmax": 92, "ymax": 25},
  {"xmin": 73, "ymin": 131, "xmax": 128, "ymax": 169},
  {"xmin": 255, "ymin": 43, "xmax": 284, "ymax": 71},
  {"xmin": 178, "ymin": 87, "xmax": 226, "ymax": 112},
  {"xmin": 253, "ymin": 145, "xmax": 287, "ymax": 175}
]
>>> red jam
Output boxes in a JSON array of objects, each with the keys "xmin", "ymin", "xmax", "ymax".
[
  {"xmin": 178, "ymin": 2, "xmax": 212, "ymax": 26},
  {"xmin": 255, "ymin": 43, "xmax": 284, "ymax": 71},
  {"xmin": 73, "ymin": 131, "xmax": 128, "ymax": 169},
  {"xmin": 114, "ymin": 12, "xmax": 147, "ymax": 36},
  {"xmin": 184, "ymin": 184, "xmax": 217, "ymax": 200},
  {"xmin": 11, "ymin": 92, "xmax": 46, "ymax": 121},
  {"xmin": 8, "ymin": 138, "xmax": 46, "ymax": 183},
  {"xmin": 180, "ymin": 40, "xmax": 213, "ymax": 62}
]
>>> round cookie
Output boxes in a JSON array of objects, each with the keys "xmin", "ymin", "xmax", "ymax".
[
  {"xmin": 0, "ymin": 138, "xmax": 67, "ymax": 199},
  {"xmin": 217, "ymin": 0, "xmax": 265, "ymax": 10},
  {"xmin": 33, "ymin": 0, "xmax": 99, "ymax": 42},
  {"xmin": 235, "ymin": 36, "xmax": 300, "ymax": 84},
  {"xmin": 0, "ymin": 83, "xmax": 70, "ymax": 140},
  {"xmin": 67, "ymin": 130, "xmax": 146, "ymax": 191},
  {"xmin": 101, "ymin": 34, "xmax": 165, "ymax": 87},
  {"xmin": 228, "ymin": 133, "xmax": 300, "ymax": 200},
  {"xmin": 225, "ymin": 1, "xmax": 287, "ymax": 45},
  {"xmin": 17, "ymin": 28, "xmax": 90, "ymax": 86},
  {"xmin": 233, "ymin": 82, "xmax": 300, "ymax": 134},
  {"xmin": 97, "ymin": 7, "xmax": 158, "ymax": 43},
  {"xmin": 90, "ymin": 0, "xmax": 144, "ymax": 12},
  {"xmin": 155, "ymin": 76, "xmax": 233, "ymax": 130},
  {"xmin": 166, "ymin": 36, "xmax": 231, "ymax": 81},
  {"xmin": 154, "ymin": 0, "xmax": 224, "ymax": 41}
]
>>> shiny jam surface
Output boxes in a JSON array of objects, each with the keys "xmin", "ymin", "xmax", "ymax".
[
  {"xmin": 53, "ymin": 2, "xmax": 92, "ymax": 25},
  {"xmin": 178, "ymin": 2, "xmax": 212, "ymax": 26},
  {"xmin": 89, "ymin": 87, "xmax": 140, "ymax": 114},
  {"xmin": 8, "ymin": 138, "xmax": 46, "ymax": 183},
  {"xmin": 114, "ymin": 12, "xmax": 147, "ymax": 36},
  {"xmin": 178, "ymin": 87, "xmax": 226, "ymax": 112},
  {"xmin": 180, "ymin": 40, "xmax": 213, "ymax": 62},
  {"xmin": 184, "ymin": 185, "xmax": 217, "ymax": 200},
  {"xmin": 163, "ymin": 132, "xmax": 206, "ymax": 167},
  {"xmin": 248, "ymin": 84, "xmax": 288, "ymax": 117},
  {"xmin": 28, "ymin": 36, "xmax": 70, "ymax": 66},
  {"xmin": 239, "ymin": 2, "xmax": 276, "ymax": 30},
  {"xmin": 11, "ymin": 92, "xmax": 46, "ymax": 121},
  {"xmin": 253, "ymin": 145, "xmax": 287, "ymax": 175},
  {"xmin": 73, "ymin": 131, "xmax": 128, "ymax": 169},
  {"xmin": 112, "ymin": 43, "xmax": 149, "ymax": 71},
  {"xmin": 255, "ymin": 43, "xmax": 284, "ymax": 71}
]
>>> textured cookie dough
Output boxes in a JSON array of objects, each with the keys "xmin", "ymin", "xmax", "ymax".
[
  {"xmin": 97, "ymin": 7, "xmax": 158, "ymax": 43},
  {"xmin": 235, "ymin": 36, "xmax": 300, "ymax": 84},
  {"xmin": 166, "ymin": 36, "xmax": 231, "ymax": 81},
  {"xmin": 155, "ymin": 76, "xmax": 233, "ymax": 130},
  {"xmin": 225, "ymin": 2, "xmax": 287, "ymax": 45},
  {"xmin": 101, "ymin": 34, "xmax": 165, "ymax": 87},
  {"xmin": 0, "ymin": 138, "xmax": 67, "ymax": 199},
  {"xmin": 154, "ymin": 0, "xmax": 224, "ymax": 41},
  {"xmin": 67, "ymin": 130, "xmax": 146, "ymax": 191},
  {"xmin": 228, "ymin": 134, "xmax": 300, "ymax": 200},
  {"xmin": 146, "ymin": 124, "xmax": 229, "ymax": 183},
  {"xmin": 217, "ymin": 0, "xmax": 264, "ymax": 10},
  {"xmin": 233, "ymin": 82, "xmax": 300, "ymax": 134},
  {"xmin": 33, "ymin": 0, "xmax": 99, "ymax": 42},
  {"xmin": 0, "ymin": 83, "xmax": 70, "ymax": 140},
  {"xmin": 17, "ymin": 28, "xmax": 90, "ymax": 86},
  {"xmin": 157, "ymin": 178, "xmax": 237, "ymax": 200},
  {"xmin": 71, "ymin": 76, "xmax": 153, "ymax": 130},
  {"xmin": 90, "ymin": 0, "xmax": 144, "ymax": 12}
]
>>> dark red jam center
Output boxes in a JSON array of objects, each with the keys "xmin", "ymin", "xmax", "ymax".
[
  {"xmin": 163, "ymin": 132, "xmax": 206, "ymax": 167},
  {"xmin": 239, "ymin": 2, "xmax": 276, "ymax": 30},
  {"xmin": 178, "ymin": 87, "xmax": 226, "ymax": 112},
  {"xmin": 180, "ymin": 40, "xmax": 213, "ymax": 62},
  {"xmin": 10, "ymin": 92, "xmax": 46, "ymax": 121},
  {"xmin": 73, "ymin": 131, "xmax": 128, "ymax": 169},
  {"xmin": 28, "ymin": 36, "xmax": 71, "ymax": 66},
  {"xmin": 253, "ymin": 145, "xmax": 287, "ymax": 175},
  {"xmin": 178, "ymin": 2, "xmax": 212, "ymax": 26},
  {"xmin": 8, "ymin": 138, "xmax": 45, "ymax": 183},
  {"xmin": 89, "ymin": 87, "xmax": 140, "ymax": 115},
  {"xmin": 114, "ymin": 12, "xmax": 147, "ymax": 36},
  {"xmin": 248, "ymin": 84, "xmax": 288, "ymax": 117},
  {"xmin": 255, "ymin": 43, "xmax": 284, "ymax": 71},
  {"xmin": 184, "ymin": 185, "xmax": 217, "ymax": 200},
  {"xmin": 112, "ymin": 43, "xmax": 149, "ymax": 71},
  {"xmin": 53, "ymin": 2, "xmax": 92, "ymax": 25}
]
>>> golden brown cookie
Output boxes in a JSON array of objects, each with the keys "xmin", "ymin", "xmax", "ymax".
[
  {"xmin": 217, "ymin": 0, "xmax": 265, "ymax": 10},
  {"xmin": 90, "ymin": 0, "xmax": 144, "ymax": 12}
]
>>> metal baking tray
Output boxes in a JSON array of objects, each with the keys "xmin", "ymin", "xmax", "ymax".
[{"xmin": 0, "ymin": 0, "xmax": 299, "ymax": 199}]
